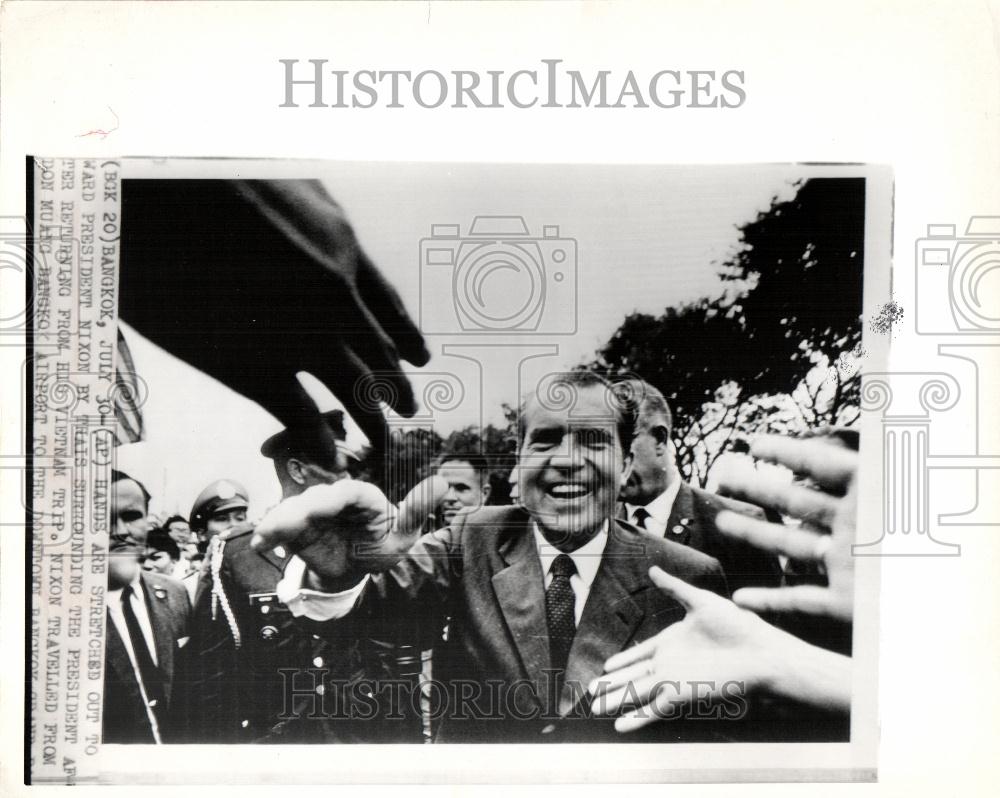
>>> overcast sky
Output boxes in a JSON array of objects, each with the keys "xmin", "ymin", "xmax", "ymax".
[{"xmin": 120, "ymin": 162, "xmax": 805, "ymax": 519}]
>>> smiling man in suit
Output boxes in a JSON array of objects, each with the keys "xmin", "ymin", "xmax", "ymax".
[
  {"xmin": 104, "ymin": 471, "xmax": 190, "ymax": 744},
  {"xmin": 257, "ymin": 371, "xmax": 730, "ymax": 743},
  {"xmin": 618, "ymin": 379, "xmax": 782, "ymax": 593}
]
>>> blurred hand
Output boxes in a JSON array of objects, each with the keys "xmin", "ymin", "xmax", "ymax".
[
  {"xmin": 715, "ymin": 435, "xmax": 857, "ymax": 622},
  {"xmin": 591, "ymin": 566, "xmax": 852, "ymax": 733},
  {"xmin": 251, "ymin": 475, "xmax": 448, "ymax": 589},
  {"xmin": 119, "ymin": 179, "xmax": 430, "ymax": 446}
]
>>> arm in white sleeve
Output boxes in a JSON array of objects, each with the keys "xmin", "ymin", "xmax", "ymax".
[{"xmin": 276, "ymin": 555, "xmax": 370, "ymax": 621}]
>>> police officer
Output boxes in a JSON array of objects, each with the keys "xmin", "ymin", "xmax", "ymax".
[
  {"xmin": 189, "ymin": 480, "xmax": 250, "ymax": 543},
  {"xmin": 178, "ymin": 413, "xmax": 402, "ymax": 743}
]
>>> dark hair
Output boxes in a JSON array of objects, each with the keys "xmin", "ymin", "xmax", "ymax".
[
  {"xmin": 110, "ymin": 469, "xmax": 152, "ymax": 509},
  {"xmin": 615, "ymin": 378, "xmax": 673, "ymax": 439},
  {"xmin": 264, "ymin": 410, "xmax": 348, "ymax": 473},
  {"xmin": 435, "ymin": 450, "xmax": 490, "ymax": 475},
  {"xmin": 163, "ymin": 514, "xmax": 188, "ymax": 528},
  {"xmin": 145, "ymin": 529, "xmax": 180, "ymax": 561},
  {"xmin": 517, "ymin": 371, "xmax": 637, "ymax": 451}
]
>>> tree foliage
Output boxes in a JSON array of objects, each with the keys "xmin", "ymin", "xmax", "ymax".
[
  {"xmin": 372, "ymin": 421, "xmax": 518, "ymax": 504},
  {"xmin": 586, "ymin": 177, "xmax": 866, "ymax": 485}
]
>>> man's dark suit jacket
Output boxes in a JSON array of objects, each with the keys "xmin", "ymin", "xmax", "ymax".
[
  {"xmin": 620, "ymin": 483, "xmax": 783, "ymax": 593},
  {"xmin": 317, "ymin": 505, "xmax": 730, "ymax": 744},
  {"xmin": 103, "ymin": 570, "xmax": 190, "ymax": 744}
]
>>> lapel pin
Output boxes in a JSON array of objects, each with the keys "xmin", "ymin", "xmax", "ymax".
[
  {"xmin": 274, "ymin": 545, "xmax": 286, "ymax": 559},
  {"xmin": 154, "ymin": 588, "xmax": 166, "ymax": 599}
]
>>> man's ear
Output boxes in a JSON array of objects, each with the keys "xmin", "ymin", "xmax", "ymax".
[
  {"xmin": 481, "ymin": 482, "xmax": 492, "ymax": 500},
  {"xmin": 620, "ymin": 449, "xmax": 635, "ymax": 488},
  {"xmin": 285, "ymin": 457, "xmax": 308, "ymax": 486},
  {"xmin": 651, "ymin": 424, "xmax": 671, "ymax": 452}
]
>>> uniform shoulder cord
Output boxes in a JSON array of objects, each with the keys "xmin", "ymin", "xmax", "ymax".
[{"xmin": 208, "ymin": 536, "xmax": 242, "ymax": 648}]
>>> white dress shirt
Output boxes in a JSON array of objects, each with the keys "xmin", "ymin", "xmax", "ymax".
[
  {"xmin": 532, "ymin": 521, "xmax": 608, "ymax": 625},
  {"xmin": 278, "ymin": 520, "xmax": 612, "ymax": 625},
  {"xmin": 106, "ymin": 573, "xmax": 162, "ymax": 743},
  {"xmin": 623, "ymin": 478, "xmax": 682, "ymax": 538}
]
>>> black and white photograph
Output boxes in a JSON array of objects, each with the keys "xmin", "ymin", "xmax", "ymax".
[
  {"xmin": 27, "ymin": 158, "xmax": 886, "ymax": 764},
  {"xmin": 3, "ymin": 1, "xmax": 997, "ymax": 792}
]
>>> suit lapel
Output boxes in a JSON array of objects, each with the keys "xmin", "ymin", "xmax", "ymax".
[
  {"xmin": 665, "ymin": 482, "xmax": 697, "ymax": 545},
  {"xmin": 140, "ymin": 573, "xmax": 175, "ymax": 702},
  {"xmin": 105, "ymin": 614, "xmax": 137, "ymax": 688},
  {"xmin": 491, "ymin": 517, "xmax": 551, "ymax": 689},
  {"xmin": 560, "ymin": 523, "xmax": 645, "ymax": 715}
]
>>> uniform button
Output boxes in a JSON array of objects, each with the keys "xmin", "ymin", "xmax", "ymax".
[
  {"xmin": 312, "ymin": 634, "xmax": 321, "ymax": 640},
  {"xmin": 260, "ymin": 604, "xmax": 271, "ymax": 614},
  {"xmin": 313, "ymin": 657, "xmax": 324, "ymax": 668},
  {"xmin": 541, "ymin": 724, "xmax": 556, "ymax": 735},
  {"xmin": 315, "ymin": 684, "xmax": 326, "ymax": 696},
  {"xmin": 274, "ymin": 546, "xmax": 286, "ymax": 558},
  {"xmin": 148, "ymin": 699, "xmax": 158, "ymax": 708},
  {"xmin": 671, "ymin": 525, "xmax": 685, "ymax": 535},
  {"xmin": 241, "ymin": 719, "xmax": 249, "ymax": 728},
  {"xmin": 261, "ymin": 625, "xmax": 278, "ymax": 640}
]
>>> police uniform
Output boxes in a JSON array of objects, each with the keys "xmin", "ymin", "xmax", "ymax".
[{"xmin": 177, "ymin": 480, "xmax": 412, "ymax": 743}]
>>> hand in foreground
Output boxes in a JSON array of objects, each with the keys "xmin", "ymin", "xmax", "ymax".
[
  {"xmin": 590, "ymin": 567, "xmax": 852, "ymax": 733},
  {"xmin": 715, "ymin": 435, "xmax": 858, "ymax": 622},
  {"xmin": 251, "ymin": 475, "xmax": 448, "ymax": 590},
  {"xmin": 119, "ymin": 179, "xmax": 431, "ymax": 445}
]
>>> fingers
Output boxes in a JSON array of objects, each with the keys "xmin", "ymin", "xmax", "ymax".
[
  {"xmin": 614, "ymin": 681, "xmax": 698, "ymax": 734},
  {"xmin": 591, "ymin": 674, "xmax": 665, "ymax": 716},
  {"xmin": 308, "ymin": 342, "xmax": 406, "ymax": 448},
  {"xmin": 396, "ymin": 475, "xmax": 450, "ymax": 538},
  {"xmin": 646, "ymin": 565, "xmax": 710, "ymax": 612},
  {"xmin": 601, "ymin": 635, "xmax": 659, "ymax": 673},
  {"xmin": 249, "ymin": 481, "xmax": 359, "ymax": 552},
  {"xmin": 716, "ymin": 511, "xmax": 830, "ymax": 561},
  {"xmin": 751, "ymin": 435, "xmax": 858, "ymax": 491},
  {"xmin": 717, "ymin": 468, "xmax": 841, "ymax": 527},
  {"xmin": 732, "ymin": 585, "xmax": 841, "ymax": 618},
  {"xmin": 354, "ymin": 248, "xmax": 431, "ymax": 367}
]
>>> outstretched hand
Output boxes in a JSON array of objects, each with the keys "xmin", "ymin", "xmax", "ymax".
[
  {"xmin": 590, "ymin": 566, "xmax": 786, "ymax": 732},
  {"xmin": 251, "ymin": 475, "xmax": 449, "ymax": 589},
  {"xmin": 715, "ymin": 435, "xmax": 857, "ymax": 622},
  {"xmin": 591, "ymin": 566, "xmax": 852, "ymax": 733},
  {"xmin": 119, "ymin": 179, "xmax": 431, "ymax": 445}
]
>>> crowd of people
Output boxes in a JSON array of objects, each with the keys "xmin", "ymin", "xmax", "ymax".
[{"xmin": 103, "ymin": 373, "xmax": 858, "ymax": 745}]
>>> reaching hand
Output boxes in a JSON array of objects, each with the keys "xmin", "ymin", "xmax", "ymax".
[
  {"xmin": 119, "ymin": 179, "xmax": 430, "ymax": 446},
  {"xmin": 590, "ymin": 566, "xmax": 785, "ymax": 732},
  {"xmin": 250, "ymin": 475, "xmax": 448, "ymax": 589},
  {"xmin": 591, "ymin": 566, "xmax": 852, "ymax": 733},
  {"xmin": 715, "ymin": 435, "xmax": 857, "ymax": 623}
]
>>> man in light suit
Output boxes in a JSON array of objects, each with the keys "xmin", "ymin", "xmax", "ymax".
[
  {"xmin": 257, "ymin": 371, "xmax": 730, "ymax": 743},
  {"xmin": 618, "ymin": 379, "xmax": 782, "ymax": 593},
  {"xmin": 104, "ymin": 471, "xmax": 190, "ymax": 744}
]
